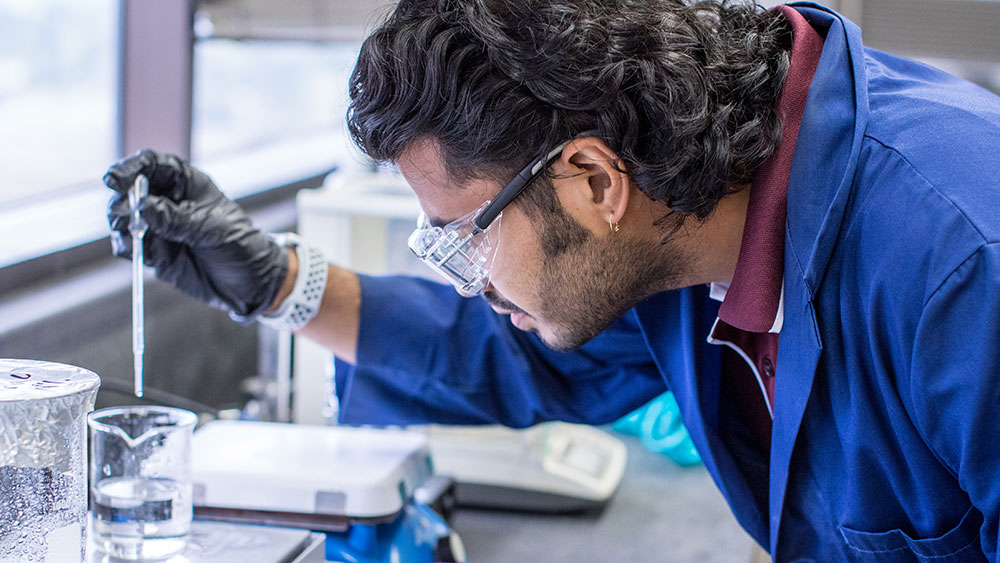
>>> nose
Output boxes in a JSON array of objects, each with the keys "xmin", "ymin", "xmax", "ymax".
[{"xmin": 453, "ymin": 281, "xmax": 489, "ymax": 299}]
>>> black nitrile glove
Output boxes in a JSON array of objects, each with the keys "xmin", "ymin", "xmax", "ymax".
[{"xmin": 105, "ymin": 149, "xmax": 288, "ymax": 321}]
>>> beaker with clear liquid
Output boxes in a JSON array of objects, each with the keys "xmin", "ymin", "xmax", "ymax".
[
  {"xmin": 88, "ymin": 406, "xmax": 196, "ymax": 560},
  {"xmin": 0, "ymin": 359, "xmax": 101, "ymax": 563}
]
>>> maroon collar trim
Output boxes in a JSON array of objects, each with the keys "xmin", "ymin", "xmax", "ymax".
[{"xmin": 716, "ymin": 6, "xmax": 825, "ymax": 333}]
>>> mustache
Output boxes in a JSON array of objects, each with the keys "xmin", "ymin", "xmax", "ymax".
[{"xmin": 484, "ymin": 291, "xmax": 527, "ymax": 316}]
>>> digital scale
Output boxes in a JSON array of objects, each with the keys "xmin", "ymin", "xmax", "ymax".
[{"xmin": 422, "ymin": 422, "xmax": 627, "ymax": 513}]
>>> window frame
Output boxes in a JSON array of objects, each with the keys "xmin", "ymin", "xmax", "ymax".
[
  {"xmin": 0, "ymin": 0, "xmax": 193, "ymax": 277},
  {"xmin": 0, "ymin": 0, "xmax": 353, "ymax": 292}
]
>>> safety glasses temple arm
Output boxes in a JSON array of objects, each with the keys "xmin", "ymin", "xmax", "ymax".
[{"xmin": 472, "ymin": 139, "xmax": 575, "ymax": 231}]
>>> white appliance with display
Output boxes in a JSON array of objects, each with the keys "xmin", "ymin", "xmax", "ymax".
[{"xmin": 294, "ymin": 168, "xmax": 627, "ymax": 512}]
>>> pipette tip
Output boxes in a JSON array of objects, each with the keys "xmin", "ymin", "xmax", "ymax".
[{"xmin": 134, "ymin": 356, "xmax": 144, "ymax": 398}]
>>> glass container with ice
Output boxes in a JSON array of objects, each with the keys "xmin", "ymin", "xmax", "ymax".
[
  {"xmin": 0, "ymin": 359, "xmax": 100, "ymax": 563},
  {"xmin": 88, "ymin": 406, "xmax": 196, "ymax": 560}
]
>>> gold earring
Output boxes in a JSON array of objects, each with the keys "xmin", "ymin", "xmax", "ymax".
[{"xmin": 609, "ymin": 215, "xmax": 620, "ymax": 233}]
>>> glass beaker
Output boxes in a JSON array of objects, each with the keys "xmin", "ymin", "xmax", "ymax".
[
  {"xmin": 0, "ymin": 359, "xmax": 100, "ymax": 563},
  {"xmin": 88, "ymin": 406, "xmax": 196, "ymax": 560}
]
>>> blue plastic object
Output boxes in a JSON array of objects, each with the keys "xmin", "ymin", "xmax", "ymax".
[
  {"xmin": 612, "ymin": 391, "xmax": 701, "ymax": 466},
  {"xmin": 324, "ymin": 502, "xmax": 451, "ymax": 563}
]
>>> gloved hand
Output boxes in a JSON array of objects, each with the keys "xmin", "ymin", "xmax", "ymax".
[
  {"xmin": 612, "ymin": 391, "xmax": 701, "ymax": 466},
  {"xmin": 104, "ymin": 149, "xmax": 289, "ymax": 321}
]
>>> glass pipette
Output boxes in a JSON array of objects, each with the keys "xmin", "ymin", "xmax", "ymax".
[{"xmin": 128, "ymin": 175, "xmax": 149, "ymax": 398}]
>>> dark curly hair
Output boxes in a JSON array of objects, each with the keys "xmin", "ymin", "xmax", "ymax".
[{"xmin": 347, "ymin": 0, "xmax": 792, "ymax": 220}]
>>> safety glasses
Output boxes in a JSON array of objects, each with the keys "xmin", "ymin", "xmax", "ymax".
[{"xmin": 407, "ymin": 138, "xmax": 575, "ymax": 296}]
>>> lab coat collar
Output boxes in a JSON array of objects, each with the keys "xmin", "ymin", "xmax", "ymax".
[
  {"xmin": 769, "ymin": 3, "xmax": 870, "ymax": 556},
  {"xmin": 783, "ymin": 2, "xmax": 870, "ymax": 296}
]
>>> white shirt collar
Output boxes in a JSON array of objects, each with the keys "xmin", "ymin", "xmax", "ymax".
[{"xmin": 708, "ymin": 282, "xmax": 785, "ymax": 334}]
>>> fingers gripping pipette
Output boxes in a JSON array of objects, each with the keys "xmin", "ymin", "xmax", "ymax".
[{"xmin": 128, "ymin": 175, "xmax": 149, "ymax": 398}]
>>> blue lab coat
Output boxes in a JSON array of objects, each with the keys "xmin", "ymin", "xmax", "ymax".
[{"xmin": 335, "ymin": 4, "xmax": 1000, "ymax": 561}]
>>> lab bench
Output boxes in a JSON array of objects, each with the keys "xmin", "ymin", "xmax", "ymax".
[
  {"xmin": 86, "ymin": 521, "xmax": 326, "ymax": 562},
  {"xmin": 86, "ymin": 433, "xmax": 755, "ymax": 563},
  {"xmin": 450, "ymin": 433, "xmax": 757, "ymax": 563}
]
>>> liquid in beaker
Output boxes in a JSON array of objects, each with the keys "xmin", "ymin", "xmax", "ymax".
[{"xmin": 88, "ymin": 406, "xmax": 196, "ymax": 560}]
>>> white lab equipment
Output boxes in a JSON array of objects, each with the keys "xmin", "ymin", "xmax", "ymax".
[
  {"xmin": 189, "ymin": 420, "xmax": 459, "ymax": 563},
  {"xmin": 418, "ymin": 423, "xmax": 626, "ymax": 512},
  {"xmin": 190, "ymin": 421, "xmax": 433, "ymax": 521},
  {"xmin": 294, "ymin": 169, "xmax": 627, "ymax": 512},
  {"xmin": 0, "ymin": 359, "xmax": 100, "ymax": 562}
]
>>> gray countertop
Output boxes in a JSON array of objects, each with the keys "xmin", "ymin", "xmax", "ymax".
[
  {"xmin": 81, "ymin": 432, "xmax": 758, "ymax": 563},
  {"xmin": 450, "ymin": 433, "xmax": 758, "ymax": 563}
]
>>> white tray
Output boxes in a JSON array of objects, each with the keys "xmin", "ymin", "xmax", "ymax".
[{"xmin": 191, "ymin": 421, "xmax": 432, "ymax": 519}]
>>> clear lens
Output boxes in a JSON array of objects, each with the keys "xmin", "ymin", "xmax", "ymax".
[{"xmin": 408, "ymin": 203, "xmax": 501, "ymax": 296}]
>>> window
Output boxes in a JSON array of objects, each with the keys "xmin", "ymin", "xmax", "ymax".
[
  {"xmin": 193, "ymin": 40, "xmax": 358, "ymax": 162},
  {"xmin": 191, "ymin": 38, "xmax": 364, "ymax": 199},
  {"xmin": 0, "ymin": 0, "xmax": 117, "ymax": 207},
  {"xmin": 0, "ymin": 0, "xmax": 117, "ymax": 267}
]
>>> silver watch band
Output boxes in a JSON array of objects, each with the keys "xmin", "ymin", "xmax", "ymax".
[{"xmin": 258, "ymin": 233, "xmax": 328, "ymax": 332}]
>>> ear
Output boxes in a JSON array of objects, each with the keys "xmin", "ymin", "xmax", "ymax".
[{"xmin": 557, "ymin": 137, "xmax": 631, "ymax": 233}]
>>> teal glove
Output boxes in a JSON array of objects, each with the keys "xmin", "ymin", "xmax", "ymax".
[{"xmin": 612, "ymin": 391, "xmax": 701, "ymax": 466}]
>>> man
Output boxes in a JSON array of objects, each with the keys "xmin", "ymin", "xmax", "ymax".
[{"xmin": 105, "ymin": 0, "xmax": 1000, "ymax": 559}]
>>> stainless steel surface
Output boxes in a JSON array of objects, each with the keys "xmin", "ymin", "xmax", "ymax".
[
  {"xmin": 88, "ymin": 520, "xmax": 319, "ymax": 563},
  {"xmin": 289, "ymin": 534, "xmax": 328, "ymax": 563}
]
